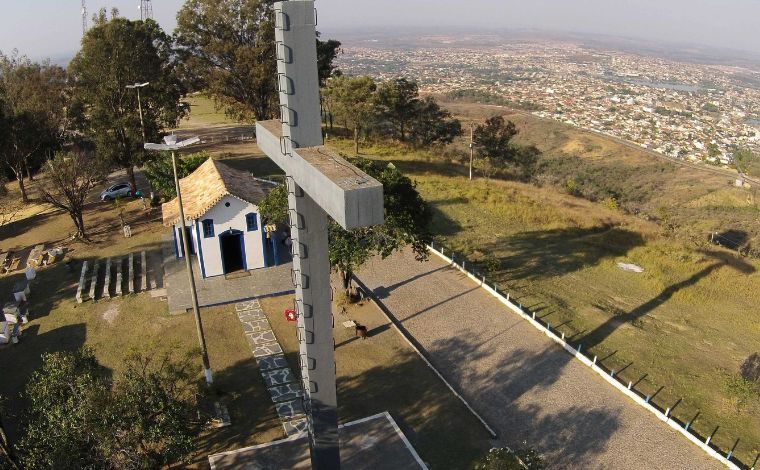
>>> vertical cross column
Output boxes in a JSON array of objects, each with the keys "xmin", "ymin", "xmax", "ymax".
[{"xmin": 275, "ymin": 2, "xmax": 340, "ymax": 469}]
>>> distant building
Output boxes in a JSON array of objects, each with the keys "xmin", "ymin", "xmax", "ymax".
[{"xmin": 162, "ymin": 159, "xmax": 286, "ymax": 278}]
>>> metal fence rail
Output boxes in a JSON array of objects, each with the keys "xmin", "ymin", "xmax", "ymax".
[{"xmin": 429, "ymin": 240, "xmax": 756, "ymax": 470}]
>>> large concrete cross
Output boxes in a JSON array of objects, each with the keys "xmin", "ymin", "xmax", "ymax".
[{"xmin": 255, "ymin": 2, "xmax": 384, "ymax": 469}]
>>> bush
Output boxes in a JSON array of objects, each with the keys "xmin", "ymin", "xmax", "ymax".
[
  {"xmin": 144, "ymin": 151, "xmax": 209, "ymax": 200},
  {"xmin": 475, "ymin": 446, "xmax": 544, "ymax": 470},
  {"xmin": 740, "ymin": 353, "xmax": 760, "ymax": 385}
]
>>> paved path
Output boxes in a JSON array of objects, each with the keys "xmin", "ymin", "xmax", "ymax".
[{"xmin": 357, "ymin": 249, "xmax": 722, "ymax": 470}]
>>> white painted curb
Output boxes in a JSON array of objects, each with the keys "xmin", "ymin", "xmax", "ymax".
[{"xmin": 428, "ymin": 244, "xmax": 741, "ymax": 470}]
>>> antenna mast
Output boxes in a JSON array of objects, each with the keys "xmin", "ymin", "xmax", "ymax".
[
  {"xmin": 139, "ymin": 0, "xmax": 153, "ymax": 20},
  {"xmin": 81, "ymin": 0, "xmax": 87, "ymax": 35}
]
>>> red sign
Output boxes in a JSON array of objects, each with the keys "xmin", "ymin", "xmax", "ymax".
[{"xmin": 285, "ymin": 308, "xmax": 297, "ymax": 322}]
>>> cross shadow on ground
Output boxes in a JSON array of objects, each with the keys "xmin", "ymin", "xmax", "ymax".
[{"xmin": 580, "ymin": 249, "xmax": 755, "ymax": 351}]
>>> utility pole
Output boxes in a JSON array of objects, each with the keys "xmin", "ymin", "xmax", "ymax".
[
  {"xmin": 469, "ymin": 123, "xmax": 475, "ymax": 181},
  {"xmin": 81, "ymin": 0, "xmax": 87, "ymax": 36},
  {"xmin": 145, "ymin": 136, "xmax": 213, "ymax": 385},
  {"xmin": 126, "ymin": 82, "xmax": 149, "ymax": 143},
  {"xmin": 139, "ymin": 0, "xmax": 153, "ymax": 20}
]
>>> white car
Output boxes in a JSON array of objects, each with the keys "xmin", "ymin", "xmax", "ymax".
[{"xmin": 100, "ymin": 183, "xmax": 132, "ymax": 201}]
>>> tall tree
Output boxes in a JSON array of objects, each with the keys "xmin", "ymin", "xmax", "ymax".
[
  {"xmin": 323, "ymin": 75, "xmax": 376, "ymax": 154},
  {"xmin": 16, "ymin": 348, "xmax": 198, "ymax": 470},
  {"xmin": 375, "ymin": 78, "xmax": 420, "ymax": 142},
  {"xmin": 144, "ymin": 151, "xmax": 208, "ymax": 200},
  {"xmin": 733, "ymin": 148, "xmax": 757, "ymax": 176},
  {"xmin": 38, "ymin": 151, "xmax": 108, "ymax": 240},
  {"xmin": 316, "ymin": 36, "xmax": 342, "ymax": 87},
  {"xmin": 175, "ymin": 0, "xmax": 342, "ymax": 122},
  {"xmin": 0, "ymin": 52, "xmax": 68, "ymax": 202},
  {"xmin": 69, "ymin": 17, "xmax": 185, "ymax": 192},
  {"xmin": 258, "ymin": 159, "xmax": 432, "ymax": 293},
  {"xmin": 408, "ymin": 96, "xmax": 462, "ymax": 147},
  {"xmin": 472, "ymin": 115, "xmax": 520, "ymax": 179},
  {"xmin": 175, "ymin": 0, "xmax": 276, "ymax": 122}
]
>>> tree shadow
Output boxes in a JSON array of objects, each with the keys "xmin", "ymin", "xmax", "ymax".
[
  {"xmin": 483, "ymin": 224, "xmax": 645, "ymax": 281},
  {"xmin": 190, "ymin": 356, "xmax": 282, "ymax": 468},
  {"xmin": 580, "ymin": 249, "xmax": 755, "ymax": 350}
]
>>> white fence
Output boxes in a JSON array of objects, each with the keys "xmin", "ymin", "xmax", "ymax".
[{"xmin": 428, "ymin": 241, "xmax": 751, "ymax": 470}]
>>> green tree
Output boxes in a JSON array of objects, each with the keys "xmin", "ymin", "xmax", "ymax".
[
  {"xmin": 0, "ymin": 52, "xmax": 68, "ymax": 202},
  {"xmin": 408, "ymin": 96, "xmax": 462, "ymax": 147},
  {"xmin": 472, "ymin": 115, "xmax": 519, "ymax": 179},
  {"xmin": 0, "ymin": 396, "xmax": 19, "ymax": 470},
  {"xmin": 175, "ymin": 0, "xmax": 342, "ymax": 122},
  {"xmin": 332, "ymin": 160, "xmax": 431, "ymax": 292},
  {"xmin": 16, "ymin": 348, "xmax": 198, "ymax": 470},
  {"xmin": 375, "ymin": 78, "xmax": 420, "ymax": 141},
  {"xmin": 733, "ymin": 148, "xmax": 757, "ymax": 175},
  {"xmin": 38, "ymin": 150, "xmax": 109, "ymax": 240},
  {"xmin": 316, "ymin": 36, "xmax": 342, "ymax": 87},
  {"xmin": 475, "ymin": 446, "xmax": 544, "ymax": 470},
  {"xmin": 323, "ymin": 75, "xmax": 377, "ymax": 154},
  {"xmin": 69, "ymin": 17, "xmax": 185, "ymax": 193},
  {"xmin": 258, "ymin": 183, "xmax": 288, "ymax": 225},
  {"xmin": 257, "ymin": 160, "xmax": 432, "ymax": 293},
  {"xmin": 144, "ymin": 151, "xmax": 209, "ymax": 200}
]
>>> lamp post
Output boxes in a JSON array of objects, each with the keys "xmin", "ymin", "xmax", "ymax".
[
  {"xmin": 126, "ymin": 82, "xmax": 149, "ymax": 143},
  {"xmin": 144, "ymin": 135, "xmax": 213, "ymax": 385}
]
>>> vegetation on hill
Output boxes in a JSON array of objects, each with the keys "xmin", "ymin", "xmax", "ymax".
[{"xmin": 325, "ymin": 102, "xmax": 760, "ymax": 465}]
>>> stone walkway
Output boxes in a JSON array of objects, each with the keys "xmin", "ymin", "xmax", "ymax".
[
  {"xmin": 234, "ymin": 299, "xmax": 307, "ymax": 435},
  {"xmin": 356, "ymin": 248, "xmax": 722, "ymax": 470},
  {"xmin": 163, "ymin": 237, "xmax": 293, "ymax": 313}
]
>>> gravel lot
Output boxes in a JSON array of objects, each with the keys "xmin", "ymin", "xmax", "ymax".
[{"xmin": 357, "ymin": 248, "xmax": 722, "ymax": 470}]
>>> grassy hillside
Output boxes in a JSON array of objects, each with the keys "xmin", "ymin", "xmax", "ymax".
[
  {"xmin": 327, "ymin": 128, "xmax": 760, "ymax": 466},
  {"xmin": 177, "ymin": 95, "xmax": 760, "ymax": 465},
  {"xmin": 439, "ymin": 99, "xmax": 760, "ymax": 254}
]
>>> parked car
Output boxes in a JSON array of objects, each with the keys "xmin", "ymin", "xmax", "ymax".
[{"xmin": 100, "ymin": 183, "xmax": 132, "ymax": 201}]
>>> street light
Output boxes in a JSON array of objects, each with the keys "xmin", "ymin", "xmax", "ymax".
[
  {"xmin": 126, "ymin": 82, "xmax": 150, "ymax": 143},
  {"xmin": 144, "ymin": 135, "xmax": 213, "ymax": 385}
]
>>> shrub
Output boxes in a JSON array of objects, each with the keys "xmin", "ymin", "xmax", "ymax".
[
  {"xmin": 475, "ymin": 446, "xmax": 544, "ymax": 470},
  {"xmin": 740, "ymin": 353, "xmax": 760, "ymax": 385}
]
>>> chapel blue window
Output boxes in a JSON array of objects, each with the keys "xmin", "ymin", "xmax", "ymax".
[
  {"xmin": 202, "ymin": 219, "xmax": 214, "ymax": 238},
  {"xmin": 246, "ymin": 213, "xmax": 258, "ymax": 232}
]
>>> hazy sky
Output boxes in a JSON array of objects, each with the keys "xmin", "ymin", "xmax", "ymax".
[{"xmin": 2, "ymin": 0, "xmax": 759, "ymax": 60}]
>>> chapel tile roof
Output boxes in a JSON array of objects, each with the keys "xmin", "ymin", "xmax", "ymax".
[{"xmin": 161, "ymin": 158, "xmax": 267, "ymax": 226}]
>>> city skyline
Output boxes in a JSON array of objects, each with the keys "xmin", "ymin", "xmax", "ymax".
[{"xmin": 1, "ymin": 0, "xmax": 760, "ymax": 61}]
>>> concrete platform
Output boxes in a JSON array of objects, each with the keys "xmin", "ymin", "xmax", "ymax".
[
  {"xmin": 162, "ymin": 237, "xmax": 294, "ymax": 314},
  {"xmin": 208, "ymin": 412, "xmax": 427, "ymax": 470}
]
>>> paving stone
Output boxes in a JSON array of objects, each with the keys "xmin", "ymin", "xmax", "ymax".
[
  {"xmin": 242, "ymin": 318, "xmax": 271, "ymax": 333},
  {"xmin": 235, "ymin": 299, "xmax": 261, "ymax": 312},
  {"xmin": 275, "ymin": 399, "xmax": 305, "ymax": 420},
  {"xmin": 268, "ymin": 383, "xmax": 303, "ymax": 403},
  {"xmin": 282, "ymin": 417, "xmax": 308, "ymax": 436},
  {"xmin": 246, "ymin": 330, "xmax": 277, "ymax": 346},
  {"xmin": 256, "ymin": 354, "xmax": 289, "ymax": 371},
  {"xmin": 262, "ymin": 368, "xmax": 296, "ymax": 387},
  {"xmin": 238, "ymin": 311, "xmax": 266, "ymax": 322},
  {"xmin": 251, "ymin": 343, "xmax": 283, "ymax": 358}
]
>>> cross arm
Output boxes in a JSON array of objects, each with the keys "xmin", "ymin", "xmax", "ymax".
[{"xmin": 256, "ymin": 120, "xmax": 384, "ymax": 230}]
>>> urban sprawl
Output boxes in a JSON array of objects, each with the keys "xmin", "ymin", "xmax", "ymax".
[{"xmin": 338, "ymin": 39, "xmax": 760, "ymax": 167}]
